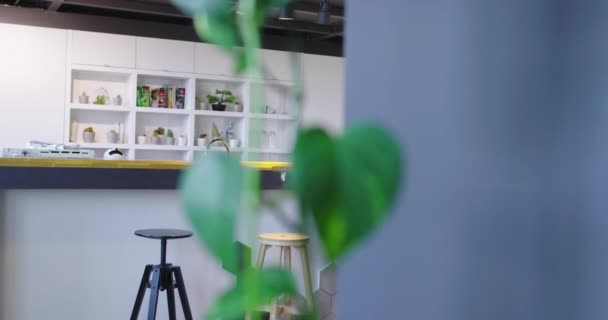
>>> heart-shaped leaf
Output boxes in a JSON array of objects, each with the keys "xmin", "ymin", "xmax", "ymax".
[
  {"xmin": 179, "ymin": 153, "xmax": 244, "ymax": 270},
  {"xmin": 291, "ymin": 125, "xmax": 403, "ymax": 261},
  {"xmin": 205, "ymin": 267, "xmax": 297, "ymax": 320}
]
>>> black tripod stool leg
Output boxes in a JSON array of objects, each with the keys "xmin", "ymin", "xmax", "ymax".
[
  {"xmin": 164, "ymin": 268, "xmax": 177, "ymax": 320},
  {"xmin": 130, "ymin": 264, "xmax": 153, "ymax": 320},
  {"xmin": 172, "ymin": 266, "xmax": 193, "ymax": 320},
  {"xmin": 147, "ymin": 266, "xmax": 162, "ymax": 320}
]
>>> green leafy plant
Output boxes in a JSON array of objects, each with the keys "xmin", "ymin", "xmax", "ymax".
[
  {"xmin": 211, "ymin": 122, "xmax": 222, "ymax": 138},
  {"xmin": 200, "ymin": 133, "xmax": 208, "ymax": 139},
  {"xmin": 167, "ymin": 129, "xmax": 174, "ymax": 138},
  {"xmin": 93, "ymin": 95, "xmax": 105, "ymax": 105},
  {"xmin": 207, "ymin": 89, "xmax": 237, "ymax": 105},
  {"xmin": 173, "ymin": 1, "xmax": 404, "ymax": 320},
  {"xmin": 152, "ymin": 131, "xmax": 159, "ymax": 138},
  {"xmin": 196, "ymin": 96, "xmax": 204, "ymax": 103},
  {"xmin": 83, "ymin": 127, "xmax": 94, "ymax": 133},
  {"xmin": 156, "ymin": 127, "xmax": 165, "ymax": 135}
]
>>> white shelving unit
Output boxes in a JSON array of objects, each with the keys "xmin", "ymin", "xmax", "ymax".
[{"xmin": 64, "ymin": 38, "xmax": 297, "ymax": 161}]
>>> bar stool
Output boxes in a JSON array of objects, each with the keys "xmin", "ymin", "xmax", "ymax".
[
  {"xmin": 256, "ymin": 232, "xmax": 314, "ymax": 320},
  {"xmin": 130, "ymin": 229, "xmax": 194, "ymax": 320}
]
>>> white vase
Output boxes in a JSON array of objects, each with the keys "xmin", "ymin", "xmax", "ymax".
[
  {"xmin": 177, "ymin": 136, "xmax": 187, "ymax": 146},
  {"xmin": 112, "ymin": 95, "xmax": 123, "ymax": 106},
  {"xmin": 137, "ymin": 136, "xmax": 146, "ymax": 144},
  {"xmin": 79, "ymin": 95, "xmax": 89, "ymax": 104},
  {"xmin": 82, "ymin": 132, "xmax": 95, "ymax": 143},
  {"xmin": 197, "ymin": 138, "xmax": 207, "ymax": 147},
  {"xmin": 166, "ymin": 137, "xmax": 175, "ymax": 145},
  {"xmin": 106, "ymin": 131, "xmax": 119, "ymax": 144},
  {"xmin": 198, "ymin": 102, "xmax": 206, "ymax": 110},
  {"xmin": 150, "ymin": 136, "xmax": 160, "ymax": 145}
]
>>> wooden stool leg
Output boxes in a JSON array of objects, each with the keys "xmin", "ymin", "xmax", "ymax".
[
  {"xmin": 147, "ymin": 266, "xmax": 162, "ymax": 320},
  {"xmin": 256, "ymin": 244, "xmax": 270, "ymax": 268},
  {"xmin": 270, "ymin": 247, "xmax": 285, "ymax": 320},
  {"xmin": 130, "ymin": 264, "xmax": 153, "ymax": 320},
  {"xmin": 297, "ymin": 245, "xmax": 314, "ymax": 309},
  {"xmin": 284, "ymin": 247, "xmax": 293, "ymax": 320}
]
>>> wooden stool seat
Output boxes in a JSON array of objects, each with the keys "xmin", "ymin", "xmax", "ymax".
[{"xmin": 258, "ymin": 232, "xmax": 309, "ymax": 246}]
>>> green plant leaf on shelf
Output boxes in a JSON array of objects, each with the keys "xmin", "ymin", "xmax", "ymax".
[
  {"xmin": 205, "ymin": 267, "xmax": 297, "ymax": 320},
  {"xmin": 179, "ymin": 153, "xmax": 242, "ymax": 270},
  {"xmin": 291, "ymin": 125, "xmax": 404, "ymax": 261}
]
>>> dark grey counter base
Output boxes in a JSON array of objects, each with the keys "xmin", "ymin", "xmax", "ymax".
[{"xmin": 0, "ymin": 167, "xmax": 284, "ymax": 190}]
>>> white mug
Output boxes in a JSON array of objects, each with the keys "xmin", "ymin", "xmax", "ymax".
[
  {"xmin": 177, "ymin": 136, "xmax": 187, "ymax": 146},
  {"xmin": 137, "ymin": 136, "xmax": 146, "ymax": 144}
]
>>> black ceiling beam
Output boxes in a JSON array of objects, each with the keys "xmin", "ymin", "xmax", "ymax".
[
  {"xmin": 0, "ymin": 5, "xmax": 342, "ymax": 56},
  {"xmin": 64, "ymin": 0, "xmax": 186, "ymax": 17},
  {"xmin": 263, "ymin": 19, "xmax": 335, "ymax": 35}
]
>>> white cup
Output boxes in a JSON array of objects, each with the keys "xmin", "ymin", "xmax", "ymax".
[
  {"xmin": 177, "ymin": 136, "xmax": 187, "ymax": 146},
  {"xmin": 137, "ymin": 136, "xmax": 146, "ymax": 144}
]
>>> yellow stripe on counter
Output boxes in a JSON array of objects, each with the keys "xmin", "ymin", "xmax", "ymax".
[{"xmin": 0, "ymin": 158, "xmax": 291, "ymax": 171}]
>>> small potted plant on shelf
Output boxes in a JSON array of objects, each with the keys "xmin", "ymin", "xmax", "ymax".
[
  {"xmin": 150, "ymin": 131, "xmax": 160, "ymax": 145},
  {"xmin": 233, "ymin": 99, "xmax": 243, "ymax": 112},
  {"xmin": 207, "ymin": 90, "xmax": 237, "ymax": 111},
  {"xmin": 197, "ymin": 133, "xmax": 208, "ymax": 147},
  {"xmin": 166, "ymin": 129, "xmax": 175, "ymax": 145},
  {"xmin": 211, "ymin": 121, "xmax": 223, "ymax": 139},
  {"xmin": 79, "ymin": 91, "xmax": 89, "ymax": 104},
  {"xmin": 82, "ymin": 127, "xmax": 95, "ymax": 143},
  {"xmin": 106, "ymin": 129, "xmax": 119, "ymax": 144},
  {"xmin": 195, "ymin": 97, "xmax": 207, "ymax": 110},
  {"xmin": 93, "ymin": 95, "xmax": 106, "ymax": 105},
  {"xmin": 155, "ymin": 127, "xmax": 166, "ymax": 144}
]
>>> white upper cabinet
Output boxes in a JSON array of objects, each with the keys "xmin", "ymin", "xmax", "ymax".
[
  {"xmin": 195, "ymin": 43, "xmax": 235, "ymax": 76},
  {"xmin": 261, "ymin": 49, "xmax": 292, "ymax": 81},
  {"xmin": 136, "ymin": 37, "xmax": 194, "ymax": 73},
  {"xmin": 71, "ymin": 31, "xmax": 136, "ymax": 68}
]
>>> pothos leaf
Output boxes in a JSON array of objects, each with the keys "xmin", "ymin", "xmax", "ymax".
[
  {"xmin": 291, "ymin": 125, "xmax": 404, "ymax": 261},
  {"xmin": 179, "ymin": 153, "xmax": 242, "ymax": 270},
  {"xmin": 205, "ymin": 268, "xmax": 297, "ymax": 320}
]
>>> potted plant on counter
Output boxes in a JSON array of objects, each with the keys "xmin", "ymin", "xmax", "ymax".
[
  {"xmin": 82, "ymin": 127, "xmax": 95, "ymax": 143},
  {"xmin": 166, "ymin": 129, "xmax": 175, "ymax": 145},
  {"xmin": 207, "ymin": 90, "xmax": 237, "ymax": 112}
]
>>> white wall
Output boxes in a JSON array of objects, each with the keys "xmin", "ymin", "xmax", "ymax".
[
  {"xmin": 0, "ymin": 23, "xmax": 66, "ymax": 148},
  {"xmin": 0, "ymin": 190, "xmax": 326, "ymax": 320}
]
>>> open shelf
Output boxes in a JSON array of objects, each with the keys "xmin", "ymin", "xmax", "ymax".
[
  {"xmin": 79, "ymin": 143, "xmax": 131, "ymax": 149},
  {"xmin": 69, "ymin": 103, "xmax": 131, "ymax": 113},
  {"xmin": 136, "ymin": 73, "xmax": 191, "ymax": 109},
  {"xmin": 194, "ymin": 110, "xmax": 245, "ymax": 118},
  {"xmin": 136, "ymin": 107, "xmax": 190, "ymax": 115},
  {"xmin": 195, "ymin": 78, "xmax": 247, "ymax": 111},
  {"xmin": 134, "ymin": 144, "xmax": 190, "ymax": 151},
  {"xmin": 249, "ymin": 113, "xmax": 295, "ymax": 120},
  {"xmin": 70, "ymin": 68, "xmax": 132, "ymax": 106}
]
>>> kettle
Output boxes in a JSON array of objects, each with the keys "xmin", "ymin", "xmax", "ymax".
[{"xmin": 104, "ymin": 148, "xmax": 125, "ymax": 160}]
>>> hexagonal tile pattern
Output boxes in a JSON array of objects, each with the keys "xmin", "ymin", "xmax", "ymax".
[
  {"xmin": 319, "ymin": 264, "xmax": 337, "ymax": 295},
  {"xmin": 314, "ymin": 289, "xmax": 332, "ymax": 318}
]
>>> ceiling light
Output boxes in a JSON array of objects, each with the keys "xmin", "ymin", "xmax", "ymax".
[
  {"xmin": 278, "ymin": 4, "xmax": 294, "ymax": 21},
  {"xmin": 318, "ymin": 0, "xmax": 330, "ymax": 25}
]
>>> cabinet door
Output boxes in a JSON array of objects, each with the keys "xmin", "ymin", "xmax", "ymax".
[
  {"xmin": 300, "ymin": 54, "xmax": 345, "ymax": 133},
  {"xmin": 0, "ymin": 24, "xmax": 67, "ymax": 147},
  {"xmin": 195, "ymin": 43, "xmax": 234, "ymax": 76},
  {"xmin": 261, "ymin": 49, "xmax": 292, "ymax": 81},
  {"xmin": 136, "ymin": 37, "xmax": 194, "ymax": 73},
  {"xmin": 72, "ymin": 31, "xmax": 136, "ymax": 68}
]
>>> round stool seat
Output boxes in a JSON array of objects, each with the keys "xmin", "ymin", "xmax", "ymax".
[
  {"xmin": 135, "ymin": 229, "xmax": 193, "ymax": 240},
  {"xmin": 258, "ymin": 232, "xmax": 309, "ymax": 246}
]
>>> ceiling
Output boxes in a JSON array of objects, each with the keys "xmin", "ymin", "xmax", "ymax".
[{"xmin": 0, "ymin": 0, "xmax": 344, "ymax": 44}]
